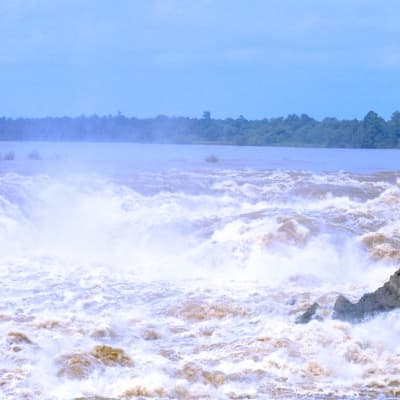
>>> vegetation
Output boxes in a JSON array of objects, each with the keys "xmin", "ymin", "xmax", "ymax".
[{"xmin": 0, "ymin": 111, "xmax": 400, "ymax": 148}]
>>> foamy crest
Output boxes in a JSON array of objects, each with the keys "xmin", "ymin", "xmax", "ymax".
[{"xmin": 1, "ymin": 168, "xmax": 400, "ymax": 398}]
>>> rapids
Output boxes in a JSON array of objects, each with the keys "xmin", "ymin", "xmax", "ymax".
[{"xmin": 0, "ymin": 143, "xmax": 400, "ymax": 399}]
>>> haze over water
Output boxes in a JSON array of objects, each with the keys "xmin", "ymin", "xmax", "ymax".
[{"xmin": 1, "ymin": 143, "xmax": 400, "ymax": 399}]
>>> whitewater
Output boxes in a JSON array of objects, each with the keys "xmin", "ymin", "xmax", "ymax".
[{"xmin": 1, "ymin": 143, "xmax": 400, "ymax": 399}]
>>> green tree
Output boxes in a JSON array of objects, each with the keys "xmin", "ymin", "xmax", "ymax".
[
  {"xmin": 360, "ymin": 111, "xmax": 386, "ymax": 148},
  {"xmin": 389, "ymin": 111, "xmax": 400, "ymax": 145},
  {"xmin": 202, "ymin": 111, "xmax": 211, "ymax": 120}
]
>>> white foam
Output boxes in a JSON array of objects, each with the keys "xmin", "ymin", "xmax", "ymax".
[{"xmin": 1, "ymin": 169, "xmax": 400, "ymax": 398}]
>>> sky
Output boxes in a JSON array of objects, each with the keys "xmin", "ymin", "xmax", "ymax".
[{"xmin": 1, "ymin": 0, "xmax": 400, "ymax": 120}]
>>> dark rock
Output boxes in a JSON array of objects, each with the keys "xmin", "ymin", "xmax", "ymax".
[
  {"xmin": 205, "ymin": 154, "xmax": 219, "ymax": 163},
  {"xmin": 333, "ymin": 268, "xmax": 400, "ymax": 321},
  {"xmin": 333, "ymin": 295, "xmax": 358, "ymax": 320},
  {"xmin": 295, "ymin": 302, "xmax": 320, "ymax": 324},
  {"xmin": 287, "ymin": 297, "xmax": 296, "ymax": 306},
  {"xmin": 3, "ymin": 152, "xmax": 15, "ymax": 161}
]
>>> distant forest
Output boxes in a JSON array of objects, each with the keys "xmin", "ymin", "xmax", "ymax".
[{"xmin": 1, "ymin": 110, "xmax": 400, "ymax": 148}]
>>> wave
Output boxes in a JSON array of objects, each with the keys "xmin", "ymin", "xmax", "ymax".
[
  {"xmin": 2, "ymin": 168, "xmax": 400, "ymax": 398},
  {"xmin": 0, "ymin": 169, "xmax": 398, "ymax": 286}
]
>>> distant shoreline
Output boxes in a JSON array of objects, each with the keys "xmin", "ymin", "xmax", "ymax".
[
  {"xmin": 0, "ymin": 111, "xmax": 399, "ymax": 148},
  {"xmin": 1, "ymin": 139, "xmax": 399, "ymax": 150}
]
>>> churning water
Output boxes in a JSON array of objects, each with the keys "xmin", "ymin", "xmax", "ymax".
[{"xmin": 1, "ymin": 143, "xmax": 400, "ymax": 399}]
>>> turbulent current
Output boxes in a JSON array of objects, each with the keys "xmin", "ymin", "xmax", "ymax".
[{"xmin": 1, "ymin": 144, "xmax": 400, "ymax": 399}]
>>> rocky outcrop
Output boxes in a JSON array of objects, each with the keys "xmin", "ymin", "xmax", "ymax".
[
  {"xmin": 295, "ymin": 302, "xmax": 320, "ymax": 324},
  {"xmin": 333, "ymin": 269, "xmax": 400, "ymax": 321}
]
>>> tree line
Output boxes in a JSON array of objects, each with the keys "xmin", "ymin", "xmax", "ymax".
[{"xmin": 0, "ymin": 110, "xmax": 399, "ymax": 148}]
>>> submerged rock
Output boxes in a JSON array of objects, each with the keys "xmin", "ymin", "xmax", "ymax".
[
  {"xmin": 92, "ymin": 345, "xmax": 132, "ymax": 366},
  {"xmin": 170, "ymin": 301, "xmax": 248, "ymax": 321},
  {"xmin": 142, "ymin": 328, "xmax": 161, "ymax": 341},
  {"xmin": 205, "ymin": 154, "xmax": 219, "ymax": 163},
  {"xmin": 57, "ymin": 352, "xmax": 96, "ymax": 379},
  {"xmin": 75, "ymin": 397, "xmax": 117, "ymax": 400},
  {"xmin": 295, "ymin": 302, "xmax": 321, "ymax": 324},
  {"xmin": 7, "ymin": 331, "xmax": 33, "ymax": 345},
  {"xmin": 334, "ymin": 268, "xmax": 400, "ymax": 321},
  {"xmin": 122, "ymin": 386, "xmax": 167, "ymax": 398},
  {"xmin": 57, "ymin": 345, "xmax": 133, "ymax": 380}
]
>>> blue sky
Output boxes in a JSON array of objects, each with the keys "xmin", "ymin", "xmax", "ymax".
[{"xmin": 1, "ymin": 0, "xmax": 400, "ymax": 119}]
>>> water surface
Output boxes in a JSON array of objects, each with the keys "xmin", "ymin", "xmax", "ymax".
[{"xmin": 0, "ymin": 143, "xmax": 399, "ymax": 399}]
